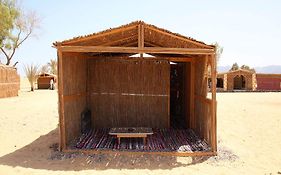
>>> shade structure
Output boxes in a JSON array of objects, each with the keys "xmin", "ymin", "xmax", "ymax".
[{"xmin": 54, "ymin": 21, "xmax": 217, "ymax": 156}]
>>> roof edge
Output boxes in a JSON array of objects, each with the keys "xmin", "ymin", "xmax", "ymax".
[{"xmin": 53, "ymin": 20, "xmax": 214, "ymax": 48}]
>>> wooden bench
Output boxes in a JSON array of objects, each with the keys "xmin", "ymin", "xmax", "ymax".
[{"xmin": 109, "ymin": 127, "xmax": 153, "ymax": 145}]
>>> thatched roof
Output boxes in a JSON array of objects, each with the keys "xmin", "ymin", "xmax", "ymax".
[{"xmin": 53, "ymin": 21, "xmax": 214, "ymax": 49}]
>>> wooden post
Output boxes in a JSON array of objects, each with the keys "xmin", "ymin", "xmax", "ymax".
[
  {"xmin": 167, "ymin": 62, "xmax": 171, "ymax": 128},
  {"xmin": 190, "ymin": 59, "xmax": 195, "ymax": 129},
  {"xmin": 138, "ymin": 23, "xmax": 144, "ymax": 57},
  {"xmin": 211, "ymin": 53, "xmax": 217, "ymax": 152},
  {"xmin": 57, "ymin": 48, "xmax": 66, "ymax": 151}
]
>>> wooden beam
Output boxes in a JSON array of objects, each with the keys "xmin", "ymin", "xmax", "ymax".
[
  {"xmin": 210, "ymin": 54, "xmax": 217, "ymax": 152},
  {"xmin": 190, "ymin": 60, "xmax": 195, "ymax": 129},
  {"xmin": 58, "ymin": 46, "xmax": 215, "ymax": 55},
  {"xmin": 138, "ymin": 23, "xmax": 144, "ymax": 57},
  {"xmin": 57, "ymin": 49, "xmax": 66, "ymax": 151},
  {"xmin": 83, "ymin": 55, "xmax": 195, "ymax": 62}
]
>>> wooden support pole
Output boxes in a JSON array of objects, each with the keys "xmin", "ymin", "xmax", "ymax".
[
  {"xmin": 138, "ymin": 23, "xmax": 144, "ymax": 57},
  {"xmin": 57, "ymin": 48, "xmax": 66, "ymax": 151},
  {"xmin": 58, "ymin": 46, "xmax": 214, "ymax": 55},
  {"xmin": 190, "ymin": 60, "xmax": 195, "ymax": 129},
  {"xmin": 210, "ymin": 53, "xmax": 217, "ymax": 152}
]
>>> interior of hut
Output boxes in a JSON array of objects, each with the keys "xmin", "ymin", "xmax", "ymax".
[{"xmin": 61, "ymin": 54, "xmax": 211, "ymax": 153}]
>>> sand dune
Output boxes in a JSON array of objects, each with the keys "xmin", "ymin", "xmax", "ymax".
[{"xmin": 0, "ymin": 78, "xmax": 280, "ymax": 174}]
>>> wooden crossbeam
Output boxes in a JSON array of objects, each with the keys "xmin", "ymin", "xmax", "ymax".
[{"xmin": 58, "ymin": 46, "xmax": 215, "ymax": 55}]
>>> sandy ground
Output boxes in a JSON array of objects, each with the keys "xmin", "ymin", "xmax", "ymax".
[{"xmin": 0, "ymin": 78, "xmax": 280, "ymax": 175}]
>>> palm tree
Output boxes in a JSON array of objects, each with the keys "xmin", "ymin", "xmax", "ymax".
[
  {"xmin": 48, "ymin": 59, "xmax": 57, "ymax": 75},
  {"xmin": 24, "ymin": 64, "xmax": 39, "ymax": 91}
]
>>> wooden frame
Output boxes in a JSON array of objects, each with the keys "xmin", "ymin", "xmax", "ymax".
[{"xmin": 55, "ymin": 21, "xmax": 217, "ymax": 156}]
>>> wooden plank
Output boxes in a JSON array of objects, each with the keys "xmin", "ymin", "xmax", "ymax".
[
  {"xmin": 63, "ymin": 148, "xmax": 217, "ymax": 157},
  {"xmin": 210, "ymin": 54, "xmax": 217, "ymax": 152},
  {"xmin": 57, "ymin": 49, "xmax": 66, "ymax": 150},
  {"xmin": 58, "ymin": 46, "xmax": 215, "ymax": 55}
]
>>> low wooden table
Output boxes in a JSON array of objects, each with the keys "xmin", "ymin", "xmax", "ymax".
[{"xmin": 109, "ymin": 127, "xmax": 153, "ymax": 145}]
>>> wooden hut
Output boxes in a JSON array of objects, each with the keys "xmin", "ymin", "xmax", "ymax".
[
  {"xmin": 53, "ymin": 21, "xmax": 217, "ymax": 156},
  {"xmin": 0, "ymin": 64, "xmax": 20, "ymax": 98},
  {"xmin": 217, "ymin": 69, "xmax": 256, "ymax": 91},
  {"xmin": 37, "ymin": 73, "xmax": 56, "ymax": 89}
]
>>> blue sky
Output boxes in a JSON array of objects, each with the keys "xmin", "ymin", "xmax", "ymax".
[{"xmin": 2, "ymin": 0, "xmax": 281, "ymax": 75}]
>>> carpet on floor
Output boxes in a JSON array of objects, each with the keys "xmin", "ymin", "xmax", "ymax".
[{"xmin": 71, "ymin": 128, "xmax": 210, "ymax": 152}]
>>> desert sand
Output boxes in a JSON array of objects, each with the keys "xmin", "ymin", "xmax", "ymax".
[{"xmin": 0, "ymin": 78, "xmax": 280, "ymax": 175}]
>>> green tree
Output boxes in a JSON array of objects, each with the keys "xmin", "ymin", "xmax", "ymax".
[
  {"xmin": 0, "ymin": 0, "xmax": 19, "ymax": 46},
  {"xmin": 0, "ymin": 1, "xmax": 40, "ymax": 66},
  {"xmin": 241, "ymin": 64, "xmax": 255, "ymax": 72},
  {"xmin": 24, "ymin": 63, "xmax": 39, "ymax": 91},
  {"xmin": 230, "ymin": 62, "xmax": 239, "ymax": 71},
  {"xmin": 240, "ymin": 64, "xmax": 250, "ymax": 70}
]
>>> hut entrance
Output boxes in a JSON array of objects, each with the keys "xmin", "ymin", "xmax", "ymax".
[
  {"xmin": 216, "ymin": 78, "xmax": 223, "ymax": 88},
  {"xmin": 170, "ymin": 62, "xmax": 191, "ymax": 129},
  {"xmin": 234, "ymin": 75, "xmax": 246, "ymax": 89}
]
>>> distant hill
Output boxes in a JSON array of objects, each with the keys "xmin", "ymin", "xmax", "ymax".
[
  {"xmin": 218, "ymin": 65, "xmax": 281, "ymax": 74},
  {"xmin": 254, "ymin": 65, "xmax": 281, "ymax": 74},
  {"xmin": 217, "ymin": 66, "xmax": 231, "ymax": 73}
]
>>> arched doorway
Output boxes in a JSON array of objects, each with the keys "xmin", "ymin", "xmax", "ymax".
[
  {"xmin": 216, "ymin": 78, "xmax": 223, "ymax": 88},
  {"xmin": 233, "ymin": 75, "xmax": 246, "ymax": 89}
]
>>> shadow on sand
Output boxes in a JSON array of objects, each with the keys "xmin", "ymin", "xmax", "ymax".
[{"xmin": 0, "ymin": 127, "xmax": 211, "ymax": 171}]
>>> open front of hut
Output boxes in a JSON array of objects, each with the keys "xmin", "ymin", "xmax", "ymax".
[{"xmin": 53, "ymin": 21, "xmax": 217, "ymax": 156}]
